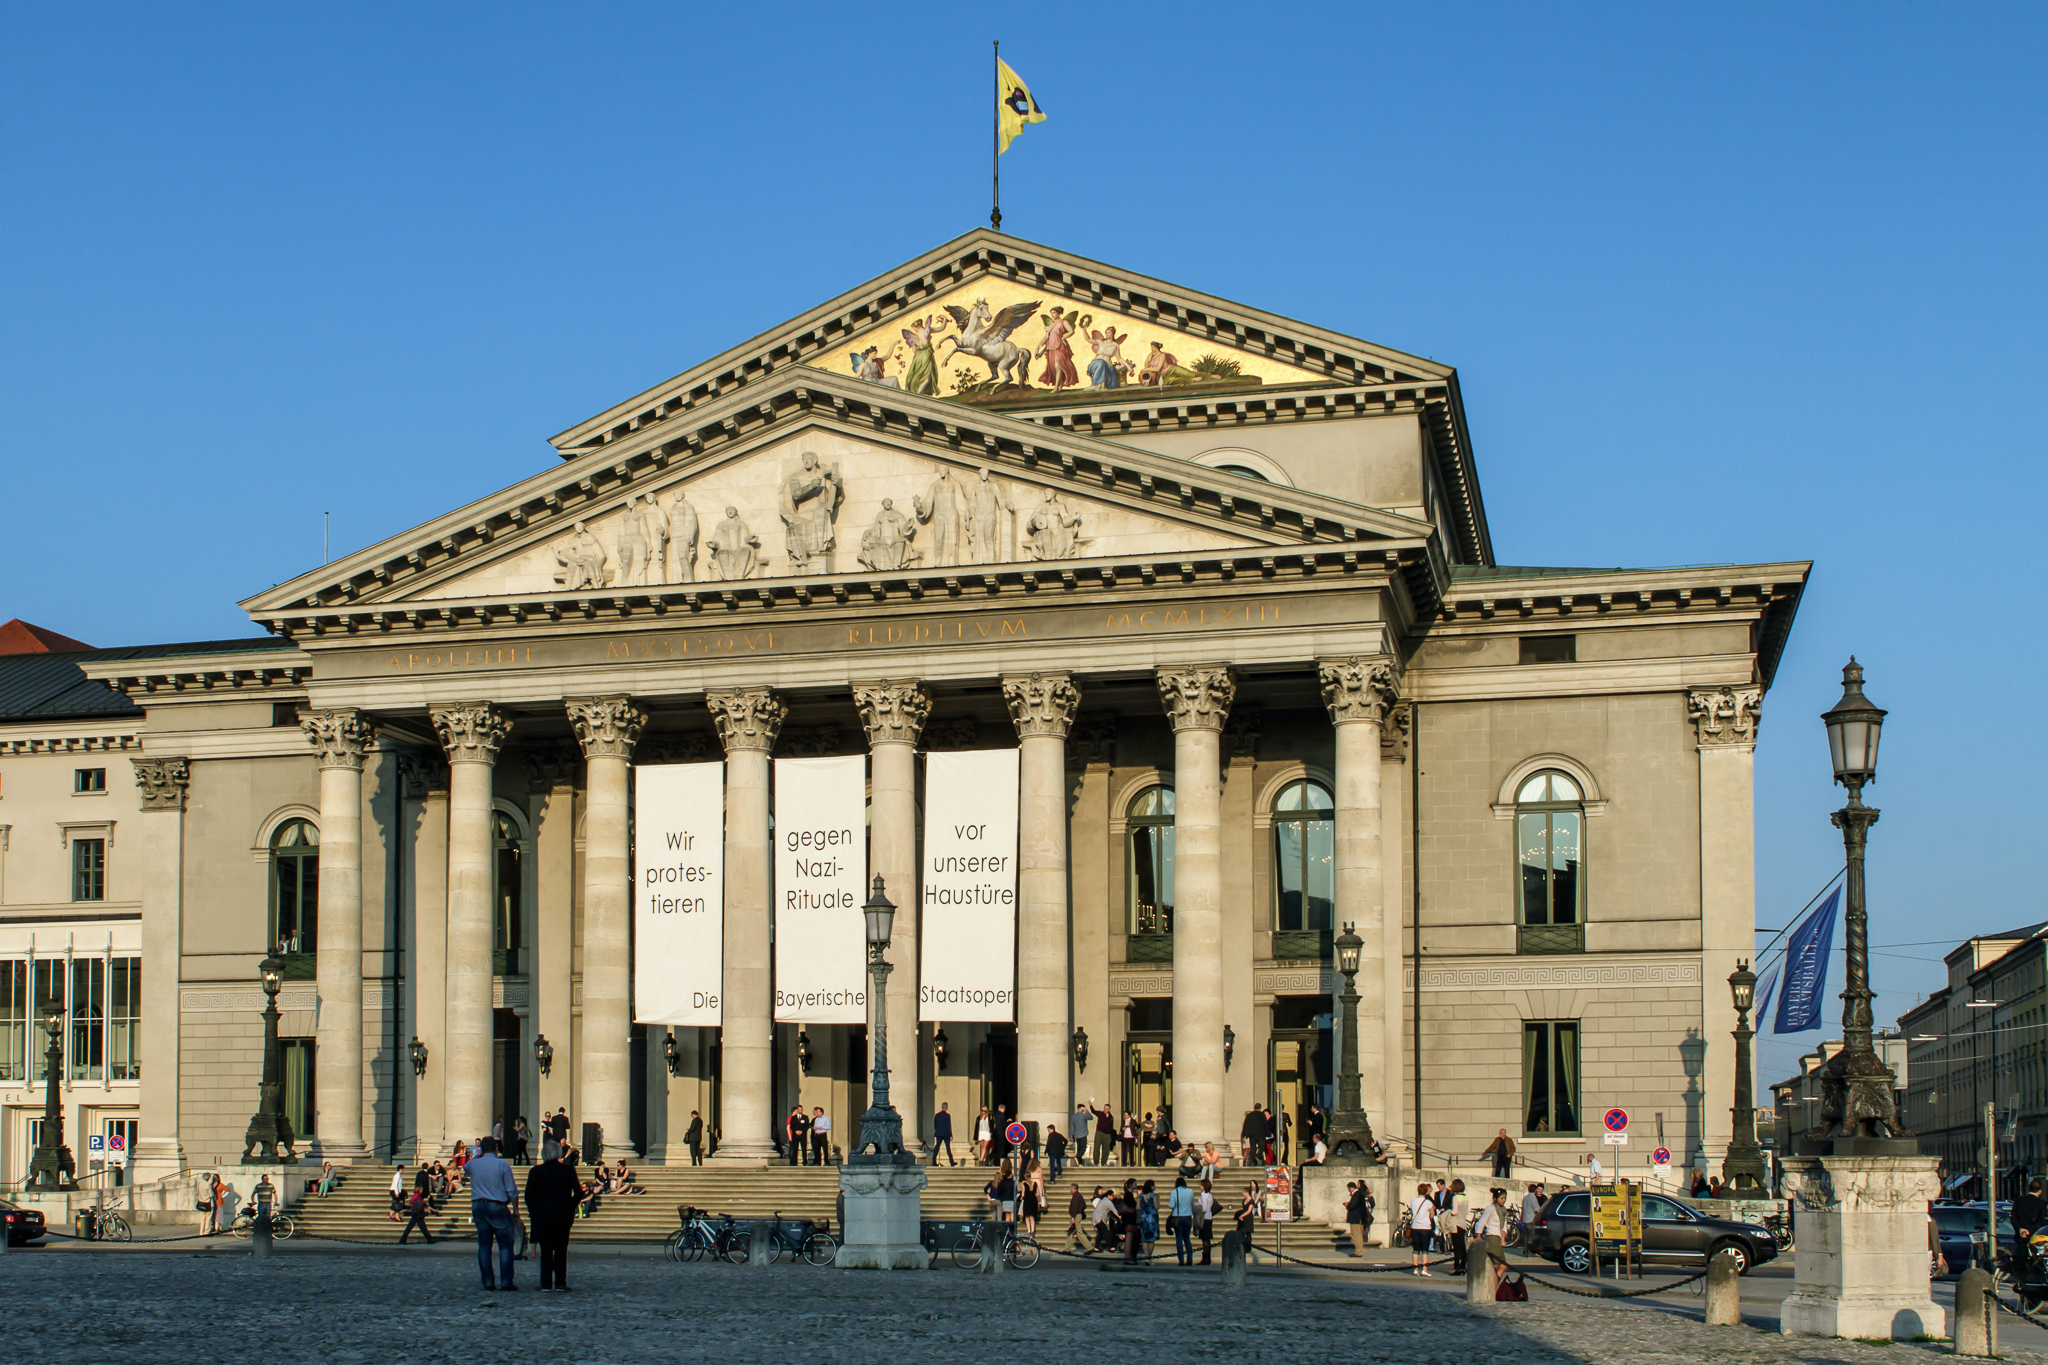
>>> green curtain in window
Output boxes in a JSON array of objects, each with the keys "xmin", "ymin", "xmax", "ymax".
[
  {"xmin": 1522, "ymin": 1024, "xmax": 1540, "ymax": 1132},
  {"xmin": 1555, "ymin": 1023, "xmax": 1580, "ymax": 1134}
]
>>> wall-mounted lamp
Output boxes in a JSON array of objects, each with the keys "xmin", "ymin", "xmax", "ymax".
[
  {"xmin": 1223, "ymin": 1024, "xmax": 1236, "ymax": 1071},
  {"xmin": 796, "ymin": 1030, "xmax": 813, "ymax": 1076},
  {"xmin": 933, "ymin": 1027, "xmax": 950, "ymax": 1071},
  {"xmin": 1071, "ymin": 1026, "xmax": 1089, "ymax": 1072},
  {"xmin": 409, "ymin": 1035, "xmax": 429, "ymax": 1078},
  {"xmin": 663, "ymin": 1031, "xmax": 683, "ymax": 1077},
  {"xmin": 534, "ymin": 1033, "xmax": 553, "ymax": 1077}
]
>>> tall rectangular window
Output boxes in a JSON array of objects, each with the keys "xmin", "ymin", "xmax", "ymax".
[
  {"xmin": 0, "ymin": 960, "xmax": 25, "ymax": 1083},
  {"xmin": 69, "ymin": 957, "xmax": 105, "ymax": 1081},
  {"xmin": 282, "ymin": 1039, "xmax": 316, "ymax": 1137},
  {"xmin": 1522, "ymin": 1020, "xmax": 1581, "ymax": 1135},
  {"xmin": 73, "ymin": 767, "xmax": 106, "ymax": 793},
  {"xmin": 30, "ymin": 959, "xmax": 62, "ymax": 1081},
  {"xmin": 72, "ymin": 838, "xmax": 106, "ymax": 901},
  {"xmin": 109, "ymin": 957, "xmax": 141, "ymax": 1080}
]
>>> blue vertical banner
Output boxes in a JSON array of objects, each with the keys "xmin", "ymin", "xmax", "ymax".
[{"xmin": 1774, "ymin": 887, "xmax": 1842, "ymax": 1033}]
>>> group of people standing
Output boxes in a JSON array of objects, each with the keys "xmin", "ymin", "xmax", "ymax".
[{"xmin": 782, "ymin": 1105, "xmax": 834, "ymax": 1165}]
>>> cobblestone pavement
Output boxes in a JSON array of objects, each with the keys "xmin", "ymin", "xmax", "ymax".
[{"xmin": 4, "ymin": 1250, "xmax": 2043, "ymax": 1364}]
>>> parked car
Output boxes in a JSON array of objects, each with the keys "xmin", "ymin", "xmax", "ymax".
[
  {"xmin": 1523, "ymin": 1189, "xmax": 1779, "ymax": 1274},
  {"xmin": 1, "ymin": 1199, "xmax": 47, "ymax": 1247},
  {"xmin": 1932, "ymin": 1203, "xmax": 2014, "ymax": 1276}
]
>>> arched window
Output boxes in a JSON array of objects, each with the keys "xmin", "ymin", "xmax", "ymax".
[
  {"xmin": 1126, "ymin": 787, "xmax": 1175, "ymax": 954},
  {"xmin": 1215, "ymin": 463, "xmax": 1270, "ymax": 482},
  {"xmin": 1516, "ymin": 772, "xmax": 1584, "ymax": 953},
  {"xmin": 270, "ymin": 819, "xmax": 319, "ymax": 970},
  {"xmin": 1272, "ymin": 779, "xmax": 1334, "ymax": 934},
  {"xmin": 493, "ymin": 812, "xmax": 524, "ymax": 974}
]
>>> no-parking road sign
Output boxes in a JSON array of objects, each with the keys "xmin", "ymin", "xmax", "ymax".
[
  {"xmin": 1652, "ymin": 1146, "xmax": 1672, "ymax": 1166},
  {"xmin": 1602, "ymin": 1108, "xmax": 1629, "ymax": 1134},
  {"xmin": 1005, "ymin": 1121, "xmax": 1027, "ymax": 1146}
]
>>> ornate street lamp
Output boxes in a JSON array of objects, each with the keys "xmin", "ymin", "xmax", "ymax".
[
  {"xmin": 665, "ymin": 1030, "xmax": 684, "ymax": 1077},
  {"xmin": 933, "ymin": 1028, "xmax": 950, "ymax": 1072},
  {"xmin": 1722, "ymin": 961, "xmax": 1769, "ymax": 1194},
  {"xmin": 410, "ymin": 1035, "xmax": 430, "ymax": 1078},
  {"xmin": 1809, "ymin": 658, "xmax": 1912, "ymax": 1153},
  {"xmin": 242, "ymin": 955, "xmax": 298, "ymax": 1165},
  {"xmin": 25, "ymin": 1004, "xmax": 76, "ymax": 1190},
  {"xmin": 1223, "ymin": 1024, "xmax": 1236, "ymax": 1071},
  {"xmin": 533, "ymin": 1033, "xmax": 552, "ymax": 1078},
  {"xmin": 852, "ymin": 876, "xmax": 905, "ymax": 1158},
  {"xmin": 1324, "ymin": 921, "xmax": 1377, "ymax": 1160},
  {"xmin": 1071, "ymin": 1026, "xmax": 1089, "ymax": 1072}
]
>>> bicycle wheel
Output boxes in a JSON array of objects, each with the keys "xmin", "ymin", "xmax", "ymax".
[
  {"xmin": 110, "ymin": 1213, "xmax": 133, "ymax": 1242},
  {"xmin": 801, "ymin": 1232, "xmax": 837, "ymax": 1266},
  {"xmin": 952, "ymin": 1234, "xmax": 982, "ymax": 1269},
  {"xmin": 273, "ymin": 1214, "xmax": 295, "ymax": 1240},
  {"xmin": 682, "ymin": 1230, "xmax": 707, "ymax": 1262},
  {"xmin": 1006, "ymin": 1236, "xmax": 1040, "ymax": 1269},
  {"xmin": 664, "ymin": 1230, "xmax": 686, "ymax": 1262},
  {"xmin": 722, "ymin": 1232, "xmax": 751, "ymax": 1265},
  {"xmin": 229, "ymin": 1220, "xmax": 250, "ymax": 1240}
]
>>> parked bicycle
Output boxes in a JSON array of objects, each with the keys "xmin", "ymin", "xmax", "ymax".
[
  {"xmin": 665, "ymin": 1207, "xmax": 750, "ymax": 1264},
  {"xmin": 75, "ymin": 1205, "xmax": 132, "ymax": 1242},
  {"xmin": 1761, "ymin": 1210, "xmax": 1793, "ymax": 1252},
  {"xmin": 228, "ymin": 1205, "xmax": 295, "ymax": 1239},
  {"xmin": 756, "ymin": 1210, "xmax": 837, "ymax": 1266},
  {"xmin": 951, "ymin": 1217, "xmax": 1039, "ymax": 1269}
]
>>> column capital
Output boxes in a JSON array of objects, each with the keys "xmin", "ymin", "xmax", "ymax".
[
  {"xmin": 131, "ymin": 756, "xmax": 190, "ymax": 812},
  {"xmin": 1156, "ymin": 664, "xmax": 1236, "ymax": 733},
  {"xmin": 1002, "ymin": 673, "xmax": 1081, "ymax": 740},
  {"xmin": 567, "ymin": 696, "xmax": 649, "ymax": 760},
  {"xmin": 852, "ymin": 680, "xmax": 931, "ymax": 748},
  {"xmin": 1318, "ymin": 656, "xmax": 1400, "ymax": 726},
  {"xmin": 430, "ymin": 701, "xmax": 513, "ymax": 765},
  {"xmin": 707, "ymin": 687, "xmax": 788, "ymax": 753},
  {"xmin": 1687, "ymin": 686, "xmax": 1762, "ymax": 749},
  {"xmin": 301, "ymin": 708, "xmax": 375, "ymax": 771}
]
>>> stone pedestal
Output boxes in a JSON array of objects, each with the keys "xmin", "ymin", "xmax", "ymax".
[
  {"xmin": 1301, "ymin": 1161, "xmax": 1396, "ymax": 1246},
  {"xmin": 835, "ymin": 1157, "xmax": 929, "ymax": 1269},
  {"xmin": 1778, "ymin": 1154, "xmax": 1941, "ymax": 1340}
]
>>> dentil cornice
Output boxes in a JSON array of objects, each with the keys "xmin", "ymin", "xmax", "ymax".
[
  {"xmin": 1002, "ymin": 673, "xmax": 1081, "ymax": 740},
  {"xmin": 1157, "ymin": 664, "xmax": 1236, "ymax": 733}
]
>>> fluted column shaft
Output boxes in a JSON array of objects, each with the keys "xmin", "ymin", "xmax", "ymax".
[
  {"xmin": 854, "ymin": 681, "xmax": 930, "ymax": 1155},
  {"xmin": 1004, "ymin": 673, "xmax": 1079, "ymax": 1144},
  {"xmin": 569, "ymin": 696, "xmax": 647, "ymax": 1160},
  {"xmin": 1320, "ymin": 659, "xmax": 1396, "ymax": 1140},
  {"xmin": 1158, "ymin": 665, "xmax": 1235, "ymax": 1154},
  {"xmin": 431, "ymin": 703, "xmax": 511, "ymax": 1150},
  {"xmin": 708, "ymin": 688, "xmax": 786, "ymax": 1162},
  {"xmin": 304, "ymin": 710, "xmax": 374, "ymax": 1157},
  {"xmin": 130, "ymin": 757, "xmax": 190, "ymax": 1181}
]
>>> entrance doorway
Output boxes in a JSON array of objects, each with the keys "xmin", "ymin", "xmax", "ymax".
[
  {"xmin": 491, "ymin": 1008, "xmax": 522, "ymax": 1150},
  {"xmin": 1121, "ymin": 997, "xmax": 1173, "ymax": 1135},
  {"xmin": 979, "ymin": 1024, "xmax": 1017, "ymax": 1117},
  {"xmin": 1269, "ymin": 995, "xmax": 1332, "ymax": 1163},
  {"xmin": 102, "ymin": 1117, "xmax": 138, "ymax": 1186}
]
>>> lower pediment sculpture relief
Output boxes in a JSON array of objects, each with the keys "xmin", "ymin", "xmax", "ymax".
[
  {"xmin": 552, "ymin": 520, "xmax": 612, "ymax": 589},
  {"xmin": 779, "ymin": 451, "xmax": 843, "ymax": 573},
  {"xmin": 1024, "ymin": 488, "xmax": 1089, "ymax": 561},
  {"xmin": 707, "ymin": 506, "xmax": 762, "ymax": 580},
  {"xmin": 857, "ymin": 498, "xmax": 921, "ymax": 572}
]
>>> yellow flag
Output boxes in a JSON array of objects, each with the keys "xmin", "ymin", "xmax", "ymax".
[{"xmin": 996, "ymin": 58, "xmax": 1045, "ymax": 154}]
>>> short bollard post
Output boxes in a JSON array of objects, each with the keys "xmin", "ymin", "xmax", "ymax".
[
  {"xmin": 1705, "ymin": 1248, "xmax": 1742, "ymax": 1325},
  {"xmin": 748, "ymin": 1220, "xmax": 773, "ymax": 1267},
  {"xmin": 1221, "ymin": 1231, "xmax": 1247, "ymax": 1288},
  {"xmin": 979, "ymin": 1224, "xmax": 1006, "ymax": 1274},
  {"xmin": 1954, "ymin": 1267, "xmax": 1996, "ymax": 1357},
  {"xmin": 1466, "ymin": 1247, "xmax": 1491, "ymax": 1304}
]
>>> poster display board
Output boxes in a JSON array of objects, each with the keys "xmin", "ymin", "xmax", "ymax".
[
  {"xmin": 633, "ymin": 761, "xmax": 726, "ymax": 1025},
  {"xmin": 918, "ymin": 747, "xmax": 1020, "ymax": 1022},
  {"xmin": 773, "ymin": 754, "xmax": 867, "ymax": 1023},
  {"xmin": 1590, "ymin": 1180, "xmax": 1643, "ymax": 1276}
]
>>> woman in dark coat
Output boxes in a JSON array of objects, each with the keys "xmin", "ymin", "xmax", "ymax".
[{"xmin": 524, "ymin": 1141, "xmax": 582, "ymax": 1291}]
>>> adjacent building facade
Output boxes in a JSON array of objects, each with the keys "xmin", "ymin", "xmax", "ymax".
[
  {"xmin": 1897, "ymin": 923, "xmax": 2046, "ymax": 1182},
  {"xmin": 1, "ymin": 233, "xmax": 1808, "ymax": 1184}
]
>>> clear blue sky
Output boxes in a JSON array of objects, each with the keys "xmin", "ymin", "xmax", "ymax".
[{"xmin": 5, "ymin": 4, "xmax": 2042, "ymax": 1071}]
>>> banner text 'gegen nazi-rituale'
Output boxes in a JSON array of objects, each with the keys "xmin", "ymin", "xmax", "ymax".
[
  {"xmin": 633, "ymin": 761, "xmax": 724, "ymax": 1026},
  {"xmin": 920, "ymin": 747, "xmax": 1019, "ymax": 1022},
  {"xmin": 773, "ymin": 753, "xmax": 867, "ymax": 1023}
]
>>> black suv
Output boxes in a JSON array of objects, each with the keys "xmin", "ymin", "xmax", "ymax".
[{"xmin": 1523, "ymin": 1189, "xmax": 1779, "ymax": 1274}]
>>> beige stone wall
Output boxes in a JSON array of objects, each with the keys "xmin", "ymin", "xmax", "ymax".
[{"xmin": 1120, "ymin": 414, "xmax": 1426, "ymax": 515}]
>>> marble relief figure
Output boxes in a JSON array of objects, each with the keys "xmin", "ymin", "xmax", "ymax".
[
  {"xmin": 552, "ymin": 520, "xmax": 611, "ymax": 589},
  {"xmin": 668, "ymin": 489, "xmax": 700, "ymax": 582},
  {"xmin": 970, "ymin": 467, "xmax": 1015, "ymax": 563},
  {"xmin": 778, "ymin": 451, "xmax": 843, "ymax": 572},
  {"xmin": 616, "ymin": 492, "xmax": 668, "ymax": 587},
  {"xmin": 857, "ymin": 498, "xmax": 920, "ymax": 572},
  {"xmin": 914, "ymin": 468, "xmax": 970, "ymax": 566},
  {"xmin": 1025, "ymin": 489, "xmax": 1086, "ymax": 561},
  {"xmin": 707, "ymin": 506, "xmax": 761, "ymax": 580}
]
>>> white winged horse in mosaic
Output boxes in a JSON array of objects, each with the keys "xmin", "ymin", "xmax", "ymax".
[{"xmin": 941, "ymin": 298, "xmax": 1042, "ymax": 386}]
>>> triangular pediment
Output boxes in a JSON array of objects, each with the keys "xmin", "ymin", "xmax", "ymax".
[{"xmin": 242, "ymin": 369, "xmax": 1439, "ymax": 625}]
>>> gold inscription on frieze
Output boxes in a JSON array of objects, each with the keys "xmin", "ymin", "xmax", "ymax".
[
  {"xmin": 846, "ymin": 619, "xmax": 1028, "ymax": 646},
  {"xmin": 603, "ymin": 632, "xmax": 778, "ymax": 660},
  {"xmin": 1103, "ymin": 602, "xmax": 1281, "ymax": 632},
  {"xmin": 388, "ymin": 645, "xmax": 535, "ymax": 670}
]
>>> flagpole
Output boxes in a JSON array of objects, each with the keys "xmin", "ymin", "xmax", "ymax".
[{"xmin": 991, "ymin": 39, "xmax": 1002, "ymax": 231}]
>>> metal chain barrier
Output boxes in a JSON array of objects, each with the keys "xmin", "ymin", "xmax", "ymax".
[
  {"xmin": 1996, "ymin": 1294, "xmax": 2048, "ymax": 1327},
  {"xmin": 1512, "ymin": 1265, "xmax": 1711, "ymax": 1298}
]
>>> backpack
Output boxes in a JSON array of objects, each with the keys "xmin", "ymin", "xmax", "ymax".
[{"xmin": 1496, "ymin": 1271, "xmax": 1529, "ymax": 1302}]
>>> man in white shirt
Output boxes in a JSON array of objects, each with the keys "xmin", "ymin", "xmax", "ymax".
[
  {"xmin": 1521, "ymin": 1183, "xmax": 1546, "ymax": 1229},
  {"xmin": 1586, "ymin": 1152, "xmax": 1604, "ymax": 1183},
  {"xmin": 1091, "ymin": 1189, "xmax": 1114, "ymax": 1250}
]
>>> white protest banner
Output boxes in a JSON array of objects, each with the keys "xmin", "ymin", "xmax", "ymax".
[
  {"xmin": 919, "ymin": 747, "xmax": 1019, "ymax": 1022},
  {"xmin": 773, "ymin": 753, "xmax": 867, "ymax": 1023},
  {"xmin": 633, "ymin": 761, "xmax": 724, "ymax": 1025}
]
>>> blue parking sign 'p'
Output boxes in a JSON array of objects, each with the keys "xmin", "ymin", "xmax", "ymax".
[{"xmin": 88, "ymin": 1134, "xmax": 104, "ymax": 1152}]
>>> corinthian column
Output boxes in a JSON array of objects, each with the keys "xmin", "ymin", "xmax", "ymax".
[
  {"xmin": 303, "ymin": 709, "xmax": 374, "ymax": 1158},
  {"xmin": 1319, "ymin": 657, "xmax": 1398, "ymax": 1142},
  {"xmin": 1157, "ymin": 664, "xmax": 1235, "ymax": 1153},
  {"xmin": 707, "ymin": 687, "xmax": 786, "ymax": 1162},
  {"xmin": 1003, "ymin": 672, "xmax": 1080, "ymax": 1146},
  {"xmin": 1689, "ymin": 684, "xmax": 1761, "ymax": 1170},
  {"xmin": 853, "ymin": 680, "xmax": 931, "ymax": 1154},
  {"xmin": 129, "ymin": 757, "xmax": 189, "ymax": 1182},
  {"xmin": 430, "ymin": 702, "xmax": 512, "ymax": 1149},
  {"xmin": 567, "ymin": 696, "xmax": 647, "ymax": 1160}
]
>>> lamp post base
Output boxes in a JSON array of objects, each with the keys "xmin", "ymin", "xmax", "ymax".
[
  {"xmin": 1778, "ymin": 1154, "xmax": 1941, "ymax": 1340},
  {"xmin": 835, "ymin": 1155, "xmax": 927, "ymax": 1269}
]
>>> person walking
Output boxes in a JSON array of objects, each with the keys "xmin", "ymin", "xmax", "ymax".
[
  {"xmin": 1344, "ymin": 1180, "xmax": 1370, "ymax": 1257},
  {"xmin": 1196, "ymin": 1179, "xmax": 1217, "ymax": 1265},
  {"xmin": 1473, "ymin": 1187, "xmax": 1510, "ymax": 1296},
  {"xmin": 387, "ymin": 1165, "xmax": 407, "ymax": 1223},
  {"xmin": 467, "ymin": 1135, "xmax": 522, "ymax": 1291},
  {"xmin": 1168, "ymin": 1174, "xmax": 1195, "ymax": 1266},
  {"xmin": 810, "ymin": 1107, "xmax": 831, "ymax": 1165},
  {"xmin": 1239, "ymin": 1106, "xmax": 1260, "ymax": 1165},
  {"xmin": 524, "ymin": 1139, "xmax": 581, "ymax": 1292},
  {"xmin": 1045, "ymin": 1123, "xmax": 1067, "ymax": 1183},
  {"xmin": 685, "ymin": 1110, "xmax": 705, "ymax": 1166},
  {"xmin": 1407, "ymin": 1183, "xmax": 1437, "ymax": 1276},
  {"xmin": 1234, "ymin": 1182, "xmax": 1261, "ymax": 1262},
  {"xmin": 513, "ymin": 1116, "xmax": 532, "ymax": 1166},
  {"xmin": 1276, "ymin": 1107, "xmax": 1293, "ymax": 1165},
  {"xmin": 398, "ymin": 1183, "xmax": 435, "ymax": 1244},
  {"xmin": 1066, "ymin": 1181, "xmax": 1088, "ymax": 1251},
  {"xmin": 1483, "ymin": 1128, "xmax": 1515, "ymax": 1178},
  {"xmin": 1072, "ymin": 1102, "xmax": 1093, "ymax": 1164},
  {"xmin": 932, "ymin": 1102, "xmax": 957, "ymax": 1166},
  {"xmin": 975, "ymin": 1107, "xmax": 994, "ymax": 1165}
]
